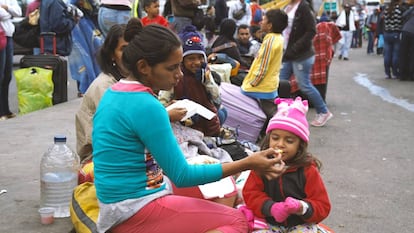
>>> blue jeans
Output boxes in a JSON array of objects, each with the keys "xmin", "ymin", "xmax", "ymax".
[
  {"xmin": 338, "ymin": 30, "xmax": 353, "ymax": 58},
  {"xmin": 217, "ymin": 106, "xmax": 228, "ymax": 126},
  {"xmin": 98, "ymin": 7, "xmax": 131, "ymax": 37},
  {"xmin": 367, "ymin": 31, "xmax": 374, "ymax": 54},
  {"xmin": 215, "ymin": 53, "xmax": 238, "ymax": 69},
  {"xmin": 0, "ymin": 37, "xmax": 14, "ymax": 116},
  {"xmin": 279, "ymin": 56, "xmax": 328, "ymax": 114},
  {"xmin": 383, "ymin": 32, "xmax": 401, "ymax": 78}
]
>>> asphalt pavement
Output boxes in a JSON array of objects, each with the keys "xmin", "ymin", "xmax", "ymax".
[{"xmin": 1, "ymin": 44, "xmax": 413, "ymax": 233}]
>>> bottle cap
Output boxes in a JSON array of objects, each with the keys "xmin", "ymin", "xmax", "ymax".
[{"xmin": 54, "ymin": 135, "xmax": 67, "ymax": 143}]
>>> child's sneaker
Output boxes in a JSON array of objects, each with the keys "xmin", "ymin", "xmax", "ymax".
[{"xmin": 311, "ymin": 111, "xmax": 333, "ymax": 127}]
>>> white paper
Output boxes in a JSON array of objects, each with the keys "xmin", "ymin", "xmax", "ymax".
[
  {"xmin": 166, "ymin": 99, "xmax": 215, "ymax": 121},
  {"xmin": 198, "ymin": 177, "xmax": 236, "ymax": 199}
]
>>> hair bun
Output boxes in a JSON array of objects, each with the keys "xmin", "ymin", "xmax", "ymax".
[{"xmin": 124, "ymin": 18, "xmax": 143, "ymax": 42}]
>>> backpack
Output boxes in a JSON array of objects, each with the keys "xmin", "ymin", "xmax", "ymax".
[
  {"xmin": 70, "ymin": 182, "xmax": 99, "ymax": 233},
  {"xmin": 233, "ymin": 3, "xmax": 246, "ymax": 20},
  {"xmin": 253, "ymin": 7, "xmax": 263, "ymax": 23}
]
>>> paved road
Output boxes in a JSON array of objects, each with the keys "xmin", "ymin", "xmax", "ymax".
[
  {"xmin": 1, "ymin": 44, "xmax": 413, "ymax": 233},
  {"xmin": 309, "ymin": 48, "xmax": 414, "ymax": 232}
]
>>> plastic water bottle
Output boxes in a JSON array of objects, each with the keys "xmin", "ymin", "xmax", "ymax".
[{"xmin": 40, "ymin": 135, "xmax": 80, "ymax": 218}]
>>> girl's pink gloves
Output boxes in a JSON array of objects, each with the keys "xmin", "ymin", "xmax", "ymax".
[{"xmin": 270, "ymin": 197, "xmax": 302, "ymax": 222}]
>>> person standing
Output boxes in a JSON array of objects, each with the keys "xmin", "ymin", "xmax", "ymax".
[
  {"xmin": 279, "ymin": 0, "xmax": 333, "ymax": 127},
  {"xmin": 228, "ymin": 0, "xmax": 252, "ymax": 26},
  {"xmin": 170, "ymin": 0, "xmax": 203, "ymax": 33},
  {"xmin": 366, "ymin": 8, "xmax": 380, "ymax": 54},
  {"xmin": 0, "ymin": 0, "xmax": 21, "ymax": 120},
  {"xmin": 383, "ymin": 0, "xmax": 403, "ymax": 79},
  {"xmin": 141, "ymin": 0, "xmax": 169, "ymax": 27},
  {"xmin": 98, "ymin": 0, "xmax": 132, "ymax": 37},
  {"xmin": 250, "ymin": 0, "xmax": 263, "ymax": 26},
  {"xmin": 335, "ymin": 3, "xmax": 356, "ymax": 60},
  {"xmin": 40, "ymin": 0, "xmax": 79, "ymax": 56},
  {"xmin": 214, "ymin": 0, "xmax": 227, "ymax": 28},
  {"xmin": 399, "ymin": 0, "xmax": 414, "ymax": 81}
]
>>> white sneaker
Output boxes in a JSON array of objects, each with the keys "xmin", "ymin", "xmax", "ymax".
[{"xmin": 311, "ymin": 112, "xmax": 333, "ymax": 127}]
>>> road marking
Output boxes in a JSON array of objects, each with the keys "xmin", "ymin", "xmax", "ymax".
[{"xmin": 354, "ymin": 73, "xmax": 414, "ymax": 112}]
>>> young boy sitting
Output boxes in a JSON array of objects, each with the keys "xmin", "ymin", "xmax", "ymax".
[
  {"xmin": 141, "ymin": 0, "xmax": 169, "ymax": 27},
  {"xmin": 159, "ymin": 25, "xmax": 225, "ymax": 137}
]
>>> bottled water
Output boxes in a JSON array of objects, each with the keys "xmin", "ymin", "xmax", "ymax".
[{"xmin": 40, "ymin": 135, "xmax": 80, "ymax": 218}]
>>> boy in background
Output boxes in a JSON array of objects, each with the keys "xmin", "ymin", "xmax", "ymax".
[
  {"xmin": 241, "ymin": 9, "xmax": 289, "ymax": 125},
  {"xmin": 141, "ymin": 0, "xmax": 169, "ymax": 27}
]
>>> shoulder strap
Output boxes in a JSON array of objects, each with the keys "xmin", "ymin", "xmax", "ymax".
[{"xmin": 212, "ymin": 42, "xmax": 237, "ymax": 53}]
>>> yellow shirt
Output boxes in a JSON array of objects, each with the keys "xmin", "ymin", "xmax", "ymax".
[{"xmin": 241, "ymin": 33, "xmax": 284, "ymax": 99}]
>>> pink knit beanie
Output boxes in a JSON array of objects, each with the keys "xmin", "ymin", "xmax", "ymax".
[{"xmin": 266, "ymin": 97, "xmax": 310, "ymax": 142}]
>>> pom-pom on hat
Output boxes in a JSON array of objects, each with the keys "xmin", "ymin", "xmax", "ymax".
[
  {"xmin": 266, "ymin": 97, "xmax": 310, "ymax": 142},
  {"xmin": 178, "ymin": 25, "xmax": 207, "ymax": 61}
]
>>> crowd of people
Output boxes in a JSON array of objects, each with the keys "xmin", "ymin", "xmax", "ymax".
[
  {"xmin": 323, "ymin": 0, "xmax": 414, "ymax": 81},
  {"xmin": 70, "ymin": 0, "xmax": 336, "ymax": 232},
  {"xmin": 3, "ymin": 0, "xmax": 414, "ymax": 232}
]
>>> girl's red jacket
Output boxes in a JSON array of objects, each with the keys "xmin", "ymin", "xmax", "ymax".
[{"xmin": 242, "ymin": 163, "xmax": 331, "ymax": 227}]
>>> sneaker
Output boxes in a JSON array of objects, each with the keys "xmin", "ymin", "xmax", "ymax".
[
  {"xmin": 311, "ymin": 112, "xmax": 333, "ymax": 127},
  {"xmin": 5, "ymin": 113, "xmax": 16, "ymax": 119},
  {"xmin": 338, "ymin": 55, "xmax": 342, "ymax": 60},
  {"xmin": 343, "ymin": 57, "xmax": 349, "ymax": 61}
]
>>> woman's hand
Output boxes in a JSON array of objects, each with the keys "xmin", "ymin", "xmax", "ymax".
[
  {"xmin": 167, "ymin": 107, "xmax": 187, "ymax": 122},
  {"xmin": 246, "ymin": 148, "xmax": 286, "ymax": 180},
  {"xmin": 221, "ymin": 148, "xmax": 286, "ymax": 180}
]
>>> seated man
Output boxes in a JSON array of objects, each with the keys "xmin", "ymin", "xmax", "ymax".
[{"xmin": 236, "ymin": 24, "xmax": 255, "ymax": 67}]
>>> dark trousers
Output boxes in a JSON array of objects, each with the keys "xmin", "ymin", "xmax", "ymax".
[
  {"xmin": 258, "ymin": 80, "xmax": 291, "ymax": 141},
  {"xmin": 399, "ymin": 31, "xmax": 414, "ymax": 81}
]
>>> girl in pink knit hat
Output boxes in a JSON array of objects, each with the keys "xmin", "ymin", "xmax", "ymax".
[{"xmin": 242, "ymin": 97, "xmax": 331, "ymax": 232}]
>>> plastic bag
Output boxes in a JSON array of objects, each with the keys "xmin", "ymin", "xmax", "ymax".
[{"xmin": 14, "ymin": 67, "xmax": 54, "ymax": 115}]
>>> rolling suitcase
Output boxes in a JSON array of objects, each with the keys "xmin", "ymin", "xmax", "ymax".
[
  {"xmin": 19, "ymin": 32, "xmax": 68, "ymax": 105},
  {"xmin": 220, "ymin": 82, "xmax": 267, "ymax": 143}
]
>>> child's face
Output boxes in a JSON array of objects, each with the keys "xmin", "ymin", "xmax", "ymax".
[
  {"xmin": 260, "ymin": 15, "xmax": 271, "ymax": 33},
  {"xmin": 183, "ymin": 54, "xmax": 205, "ymax": 74},
  {"xmin": 145, "ymin": 1, "xmax": 160, "ymax": 17},
  {"xmin": 254, "ymin": 29, "xmax": 264, "ymax": 41},
  {"xmin": 268, "ymin": 129, "xmax": 300, "ymax": 162}
]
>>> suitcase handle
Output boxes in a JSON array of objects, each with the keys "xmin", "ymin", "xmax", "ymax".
[{"xmin": 40, "ymin": 32, "xmax": 57, "ymax": 55}]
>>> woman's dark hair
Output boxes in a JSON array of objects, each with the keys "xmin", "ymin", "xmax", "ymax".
[
  {"xmin": 260, "ymin": 133, "xmax": 322, "ymax": 170},
  {"xmin": 143, "ymin": 0, "xmax": 158, "ymax": 9},
  {"xmin": 96, "ymin": 24, "xmax": 127, "ymax": 80},
  {"xmin": 250, "ymin": 25, "xmax": 260, "ymax": 36},
  {"xmin": 96, "ymin": 18, "xmax": 143, "ymax": 81},
  {"xmin": 386, "ymin": 0, "xmax": 400, "ymax": 15},
  {"xmin": 219, "ymin": 18, "xmax": 237, "ymax": 40},
  {"xmin": 124, "ymin": 17, "xmax": 143, "ymax": 42},
  {"xmin": 122, "ymin": 24, "xmax": 181, "ymax": 81},
  {"xmin": 266, "ymin": 9, "xmax": 288, "ymax": 33}
]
